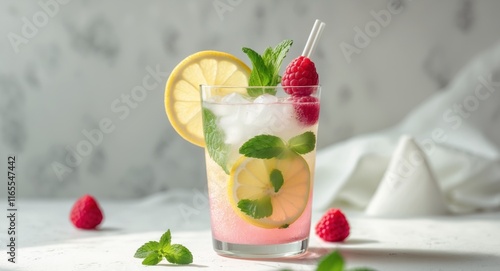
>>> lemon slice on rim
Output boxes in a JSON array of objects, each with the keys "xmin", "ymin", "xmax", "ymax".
[
  {"xmin": 228, "ymin": 154, "xmax": 311, "ymax": 229},
  {"xmin": 165, "ymin": 51, "xmax": 251, "ymax": 147}
]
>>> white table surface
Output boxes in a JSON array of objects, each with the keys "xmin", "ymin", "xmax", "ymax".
[{"xmin": 1, "ymin": 191, "xmax": 500, "ymax": 271}]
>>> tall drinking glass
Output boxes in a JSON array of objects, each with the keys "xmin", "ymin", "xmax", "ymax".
[{"xmin": 200, "ymin": 85, "xmax": 321, "ymax": 258}]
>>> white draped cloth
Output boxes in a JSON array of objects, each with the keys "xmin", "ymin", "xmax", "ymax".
[{"xmin": 314, "ymin": 41, "xmax": 500, "ymax": 215}]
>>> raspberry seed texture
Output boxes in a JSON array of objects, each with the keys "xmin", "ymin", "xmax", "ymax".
[
  {"xmin": 315, "ymin": 208, "xmax": 350, "ymax": 242},
  {"xmin": 70, "ymin": 194, "xmax": 104, "ymax": 230},
  {"xmin": 281, "ymin": 56, "xmax": 319, "ymax": 96}
]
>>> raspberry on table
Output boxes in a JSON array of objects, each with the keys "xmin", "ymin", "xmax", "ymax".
[
  {"xmin": 281, "ymin": 56, "xmax": 319, "ymax": 96},
  {"xmin": 315, "ymin": 208, "xmax": 350, "ymax": 242},
  {"xmin": 70, "ymin": 194, "xmax": 104, "ymax": 230}
]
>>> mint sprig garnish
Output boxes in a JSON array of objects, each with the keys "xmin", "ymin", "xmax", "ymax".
[
  {"xmin": 263, "ymin": 39, "xmax": 293, "ymax": 86},
  {"xmin": 202, "ymin": 108, "xmax": 230, "ymax": 174},
  {"xmin": 239, "ymin": 131, "xmax": 316, "ymax": 159},
  {"xmin": 134, "ymin": 229, "xmax": 193, "ymax": 266},
  {"xmin": 242, "ymin": 47, "xmax": 271, "ymax": 87},
  {"xmin": 242, "ymin": 39, "xmax": 293, "ymax": 96}
]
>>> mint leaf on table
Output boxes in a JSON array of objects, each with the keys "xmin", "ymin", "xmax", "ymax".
[
  {"xmin": 134, "ymin": 229, "xmax": 193, "ymax": 266},
  {"xmin": 202, "ymin": 108, "xmax": 230, "ymax": 174},
  {"xmin": 316, "ymin": 251, "xmax": 344, "ymax": 271},
  {"xmin": 270, "ymin": 169, "xmax": 284, "ymax": 193},
  {"xmin": 142, "ymin": 251, "xmax": 162, "ymax": 266},
  {"xmin": 288, "ymin": 131, "xmax": 316, "ymax": 154},
  {"xmin": 164, "ymin": 244, "xmax": 193, "ymax": 265},
  {"xmin": 134, "ymin": 241, "xmax": 159, "ymax": 258},
  {"xmin": 277, "ymin": 250, "xmax": 377, "ymax": 271},
  {"xmin": 238, "ymin": 196, "xmax": 273, "ymax": 219},
  {"xmin": 159, "ymin": 229, "xmax": 171, "ymax": 248},
  {"xmin": 239, "ymin": 134, "xmax": 287, "ymax": 159},
  {"xmin": 316, "ymin": 250, "xmax": 378, "ymax": 271},
  {"xmin": 242, "ymin": 39, "xmax": 293, "ymax": 96}
]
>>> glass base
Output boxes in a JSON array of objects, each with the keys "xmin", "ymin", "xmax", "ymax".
[{"xmin": 213, "ymin": 238, "xmax": 308, "ymax": 259}]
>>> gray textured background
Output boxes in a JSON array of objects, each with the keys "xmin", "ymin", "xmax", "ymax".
[{"xmin": 1, "ymin": 0, "xmax": 499, "ymax": 198}]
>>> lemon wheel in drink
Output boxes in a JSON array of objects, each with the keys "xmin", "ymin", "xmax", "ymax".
[{"xmin": 228, "ymin": 153, "xmax": 311, "ymax": 229}]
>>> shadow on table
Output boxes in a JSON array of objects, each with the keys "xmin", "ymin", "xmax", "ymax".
[
  {"xmin": 338, "ymin": 247, "xmax": 500, "ymax": 268},
  {"xmin": 155, "ymin": 263, "xmax": 209, "ymax": 268},
  {"xmin": 254, "ymin": 240, "xmax": 500, "ymax": 269},
  {"xmin": 246, "ymin": 238, "xmax": 378, "ymax": 267}
]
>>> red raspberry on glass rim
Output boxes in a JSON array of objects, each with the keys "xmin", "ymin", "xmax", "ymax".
[
  {"xmin": 281, "ymin": 56, "xmax": 319, "ymax": 96},
  {"xmin": 281, "ymin": 20, "xmax": 322, "ymax": 126}
]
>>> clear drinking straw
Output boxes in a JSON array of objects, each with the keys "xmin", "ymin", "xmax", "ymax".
[{"xmin": 302, "ymin": 19, "xmax": 326, "ymax": 58}]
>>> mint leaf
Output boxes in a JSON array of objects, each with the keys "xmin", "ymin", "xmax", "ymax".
[
  {"xmin": 270, "ymin": 169, "xmax": 284, "ymax": 193},
  {"xmin": 239, "ymin": 134, "xmax": 286, "ymax": 159},
  {"xmin": 279, "ymin": 223, "xmax": 289, "ymax": 229},
  {"xmin": 265, "ymin": 39, "xmax": 293, "ymax": 86},
  {"xmin": 159, "ymin": 229, "xmax": 171, "ymax": 248},
  {"xmin": 202, "ymin": 108, "xmax": 230, "ymax": 174},
  {"xmin": 288, "ymin": 131, "xmax": 316, "ymax": 155},
  {"xmin": 242, "ymin": 47, "xmax": 271, "ymax": 95},
  {"xmin": 164, "ymin": 244, "xmax": 193, "ymax": 265},
  {"xmin": 242, "ymin": 39, "xmax": 293, "ymax": 96},
  {"xmin": 134, "ymin": 229, "xmax": 193, "ymax": 266},
  {"xmin": 316, "ymin": 251, "xmax": 344, "ymax": 271},
  {"xmin": 262, "ymin": 47, "xmax": 273, "ymax": 66},
  {"xmin": 142, "ymin": 251, "xmax": 162, "ymax": 265},
  {"xmin": 134, "ymin": 241, "xmax": 159, "ymax": 258},
  {"xmin": 238, "ymin": 196, "xmax": 272, "ymax": 219}
]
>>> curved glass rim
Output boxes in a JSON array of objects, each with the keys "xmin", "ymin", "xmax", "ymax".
[
  {"xmin": 200, "ymin": 84, "xmax": 321, "ymax": 103},
  {"xmin": 200, "ymin": 84, "xmax": 321, "ymax": 89}
]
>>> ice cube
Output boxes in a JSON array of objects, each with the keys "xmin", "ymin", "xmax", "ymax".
[
  {"xmin": 207, "ymin": 93, "xmax": 247, "ymax": 117},
  {"xmin": 239, "ymin": 94, "xmax": 276, "ymax": 125},
  {"xmin": 223, "ymin": 126, "xmax": 244, "ymax": 145},
  {"xmin": 222, "ymin": 92, "xmax": 250, "ymax": 104},
  {"xmin": 213, "ymin": 93, "xmax": 305, "ymax": 145},
  {"xmin": 254, "ymin": 94, "xmax": 278, "ymax": 104}
]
